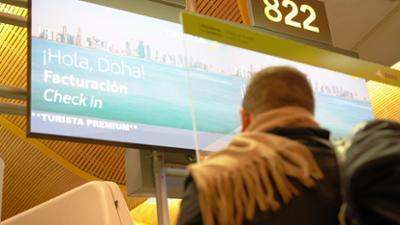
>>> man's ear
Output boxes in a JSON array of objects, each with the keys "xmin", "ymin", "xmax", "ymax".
[{"xmin": 240, "ymin": 108, "xmax": 251, "ymax": 132}]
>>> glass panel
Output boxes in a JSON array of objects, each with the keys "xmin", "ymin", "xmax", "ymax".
[{"xmin": 183, "ymin": 33, "xmax": 374, "ymax": 157}]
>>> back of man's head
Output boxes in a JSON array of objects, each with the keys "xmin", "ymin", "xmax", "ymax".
[{"xmin": 242, "ymin": 66, "xmax": 315, "ymax": 115}]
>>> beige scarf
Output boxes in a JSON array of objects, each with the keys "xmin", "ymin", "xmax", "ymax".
[{"xmin": 188, "ymin": 106, "xmax": 324, "ymax": 225}]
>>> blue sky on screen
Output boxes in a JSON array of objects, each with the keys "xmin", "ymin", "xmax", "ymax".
[{"xmin": 32, "ymin": 0, "xmax": 185, "ymax": 54}]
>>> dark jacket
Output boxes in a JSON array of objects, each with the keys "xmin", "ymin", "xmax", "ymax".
[
  {"xmin": 177, "ymin": 127, "xmax": 341, "ymax": 225},
  {"xmin": 341, "ymin": 120, "xmax": 400, "ymax": 225}
]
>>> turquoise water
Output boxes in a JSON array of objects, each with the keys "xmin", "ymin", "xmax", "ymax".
[
  {"xmin": 32, "ymin": 39, "xmax": 373, "ymax": 138},
  {"xmin": 315, "ymin": 94, "xmax": 373, "ymax": 138},
  {"xmin": 31, "ymin": 38, "xmax": 242, "ymax": 133}
]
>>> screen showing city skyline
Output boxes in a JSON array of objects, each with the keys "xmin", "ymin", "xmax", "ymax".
[
  {"xmin": 30, "ymin": 0, "xmax": 373, "ymax": 151},
  {"xmin": 30, "ymin": 0, "xmax": 197, "ymax": 149}
]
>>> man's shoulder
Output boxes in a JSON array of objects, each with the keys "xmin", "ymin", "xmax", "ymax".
[
  {"xmin": 268, "ymin": 126, "xmax": 330, "ymax": 140},
  {"xmin": 268, "ymin": 126, "xmax": 334, "ymax": 152}
]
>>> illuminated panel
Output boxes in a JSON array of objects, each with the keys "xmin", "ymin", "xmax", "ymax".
[{"xmin": 368, "ymin": 64, "xmax": 400, "ymax": 122}]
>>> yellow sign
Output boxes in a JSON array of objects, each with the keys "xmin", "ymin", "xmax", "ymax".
[
  {"xmin": 263, "ymin": 0, "xmax": 320, "ymax": 32},
  {"xmin": 250, "ymin": 0, "xmax": 332, "ymax": 44},
  {"xmin": 181, "ymin": 11, "xmax": 400, "ymax": 87}
]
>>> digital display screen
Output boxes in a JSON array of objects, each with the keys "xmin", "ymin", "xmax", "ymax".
[
  {"xmin": 30, "ymin": 0, "xmax": 198, "ymax": 149},
  {"xmin": 30, "ymin": 0, "xmax": 373, "ymax": 151}
]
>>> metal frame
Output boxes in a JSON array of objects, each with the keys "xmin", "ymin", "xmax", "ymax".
[
  {"xmin": 0, "ymin": 11, "xmax": 27, "ymax": 27},
  {"xmin": 0, "ymin": 0, "xmax": 28, "ymax": 8},
  {"xmin": 0, "ymin": 86, "xmax": 26, "ymax": 100},
  {"xmin": 0, "ymin": 0, "xmax": 28, "ymax": 28},
  {"xmin": 0, "ymin": 86, "xmax": 26, "ymax": 115},
  {"xmin": 0, "ymin": 102, "xmax": 26, "ymax": 115},
  {"xmin": 153, "ymin": 151, "xmax": 171, "ymax": 225}
]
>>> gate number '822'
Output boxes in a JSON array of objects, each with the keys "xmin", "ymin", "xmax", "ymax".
[{"xmin": 263, "ymin": 0, "xmax": 320, "ymax": 33}]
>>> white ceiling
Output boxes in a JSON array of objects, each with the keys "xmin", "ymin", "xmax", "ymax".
[{"xmin": 320, "ymin": 0, "xmax": 400, "ymax": 66}]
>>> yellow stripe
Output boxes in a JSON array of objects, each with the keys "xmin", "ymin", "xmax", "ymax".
[
  {"xmin": 0, "ymin": 115, "xmax": 99, "ymax": 181},
  {"xmin": 0, "ymin": 115, "xmax": 130, "ymax": 190}
]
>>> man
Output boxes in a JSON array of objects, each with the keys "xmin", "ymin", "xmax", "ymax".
[{"xmin": 177, "ymin": 66, "xmax": 341, "ymax": 225}]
